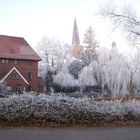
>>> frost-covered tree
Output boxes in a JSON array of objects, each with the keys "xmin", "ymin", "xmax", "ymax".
[
  {"xmin": 44, "ymin": 68, "xmax": 54, "ymax": 92},
  {"xmin": 82, "ymin": 26, "xmax": 99, "ymax": 66},
  {"xmin": 126, "ymin": 51, "xmax": 140, "ymax": 96},
  {"xmin": 36, "ymin": 37, "xmax": 70, "ymax": 77},
  {"xmin": 98, "ymin": 3, "xmax": 140, "ymax": 96},
  {"xmin": 92, "ymin": 46, "xmax": 130, "ymax": 97},
  {"xmin": 35, "ymin": 37, "xmax": 70, "ymax": 92},
  {"xmin": 98, "ymin": 4, "xmax": 140, "ymax": 45},
  {"xmin": 78, "ymin": 63, "xmax": 97, "ymax": 87},
  {"xmin": 68, "ymin": 60, "xmax": 83, "ymax": 79}
]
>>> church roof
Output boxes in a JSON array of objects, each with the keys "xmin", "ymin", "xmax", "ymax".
[
  {"xmin": 0, "ymin": 35, "xmax": 41, "ymax": 61},
  {"xmin": 72, "ymin": 18, "xmax": 80, "ymax": 45}
]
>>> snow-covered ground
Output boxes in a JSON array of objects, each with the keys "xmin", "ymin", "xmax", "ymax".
[{"xmin": 0, "ymin": 93, "xmax": 140, "ymax": 124}]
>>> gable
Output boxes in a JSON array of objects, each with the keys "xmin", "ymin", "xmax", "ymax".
[{"xmin": 0, "ymin": 67, "xmax": 29, "ymax": 85}]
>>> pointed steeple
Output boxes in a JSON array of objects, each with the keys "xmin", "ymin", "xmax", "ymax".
[{"xmin": 72, "ymin": 18, "xmax": 80, "ymax": 45}]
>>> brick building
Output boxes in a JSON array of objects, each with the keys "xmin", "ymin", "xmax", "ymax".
[{"xmin": 0, "ymin": 35, "xmax": 44, "ymax": 93}]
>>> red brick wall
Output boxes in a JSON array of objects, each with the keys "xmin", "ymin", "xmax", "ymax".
[
  {"xmin": 0, "ymin": 59, "xmax": 39, "ymax": 92},
  {"xmin": 5, "ymin": 71, "xmax": 28, "ymax": 92}
]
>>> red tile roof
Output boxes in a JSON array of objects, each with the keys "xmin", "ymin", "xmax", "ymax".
[{"xmin": 0, "ymin": 35, "xmax": 41, "ymax": 61}]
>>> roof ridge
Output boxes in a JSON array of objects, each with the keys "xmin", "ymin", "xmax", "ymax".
[{"xmin": 0, "ymin": 35, "xmax": 24, "ymax": 39}]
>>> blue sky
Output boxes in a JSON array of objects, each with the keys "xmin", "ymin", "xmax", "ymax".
[{"xmin": 0, "ymin": 0, "xmax": 140, "ymax": 51}]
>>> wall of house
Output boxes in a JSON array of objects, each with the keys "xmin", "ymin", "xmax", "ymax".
[
  {"xmin": 5, "ymin": 72, "xmax": 28, "ymax": 92},
  {"xmin": 0, "ymin": 58, "xmax": 39, "ymax": 92}
]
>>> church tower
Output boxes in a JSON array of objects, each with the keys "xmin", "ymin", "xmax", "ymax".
[
  {"xmin": 71, "ymin": 18, "xmax": 83, "ymax": 59},
  {"xmin": 72, "ymin": 18, "xmax": 80, "ymax": 45}
]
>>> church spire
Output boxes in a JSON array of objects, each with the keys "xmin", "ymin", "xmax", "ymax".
[{"xmin": 72, "ymin": 18, "xmax": 80, "ymax": 45}]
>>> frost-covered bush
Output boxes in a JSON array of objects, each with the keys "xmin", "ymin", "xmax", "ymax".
[
  {"xmin": 53, "ymin": 71, "xmax": 79, "ymax": 87},
  {"xmin": 53, "ymin": 61, "xmax": 99, "ymax": 93},
  {"xmin": 53, "ymin": 83, "xmax": 80, "ymax": 93},
  {"xmin": 0, "ymin": 93, "xmax": 140, "ymax": 124},
  {"xmin": 78, "ymin": 63, "xmax": 97, "ymax": 87},
  {"xmin": 68, "ymin": 60, "xmax": 83, "ymax": 79},
  {"xmin": 53, "ymin": 64, "xmax": 80, "ymax": 93},
  {"xmin": 0, "ymin": 81, "xmax": 6, "ymax": 92}
]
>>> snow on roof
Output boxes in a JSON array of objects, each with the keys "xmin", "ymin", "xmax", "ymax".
[{"xmin": 0, "ymin": 35, "xmax": 41, "ymax": 61}]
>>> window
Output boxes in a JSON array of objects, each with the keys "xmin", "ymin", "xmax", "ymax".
[
  {"xmin": 27, "ymin": 72, "xmax": 32, "ymax": 81},
  {"xmin": 14, "ymin": 60, "xmax": 20, "ymax": 65},
  {"xmin": 11, "ymin": 73, "xmax": 14, "ymax": 79},
  {"xmin": 27, "ymin": 61, "xmax": 32, "ymax": 65},
  {"xmin": 16, "ymin": 84, "xmax": 22, "ymax": 91},
  {"xmin": 1, "ymin": 59, "xmax": 8, "ymax": 63},
  {"xmin": 6, "ymin": 85, "xmax": 12, "ymax": 91},
  {"xmin": 5, "ymin": 59, "xmax": 8, "ymax": 63},
  {"xmin": 1, "ymin": 59, "xmax": 4, "ymax": 63},
  {"xmin": 11, "ymin": 73, "xmax": 18, "ymax": 79}
]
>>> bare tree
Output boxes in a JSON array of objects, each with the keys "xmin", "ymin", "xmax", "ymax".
[{"xmin": 98, "ymin": 4, "xmax": 140, "ymax": 45}]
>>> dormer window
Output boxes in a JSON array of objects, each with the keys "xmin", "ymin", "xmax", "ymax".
[
  {"xmin": 1, "ymin": 59, "xmax": 8, "ymax": 63},
  {"xmin": 27, "ymin": 61, "xmax": 32, "ymax": 65},
  {"xmin": 1, "ymin": 59, "xmax": 5, "ymax": 63},
  {"xmin": 14, "ymin": 60, "xmax": 20, "ymax": 65},
  {"xmin": 11, "ymin": 73, "xmax": 18, "ymax": 79}
]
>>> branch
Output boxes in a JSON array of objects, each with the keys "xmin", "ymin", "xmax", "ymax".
[{"xmin": 130, "ymin": 29, "xmax": 140, "ymax": 36}]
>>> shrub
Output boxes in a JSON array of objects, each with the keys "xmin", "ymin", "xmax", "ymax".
[{"xmin": 0, "ymin": 93, "xmax": 140, "ymax": 125}]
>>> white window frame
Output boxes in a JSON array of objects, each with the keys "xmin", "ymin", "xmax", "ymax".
[{"xmin": 6, "ymin": 85, "xmax": 12, "ymax": 91}]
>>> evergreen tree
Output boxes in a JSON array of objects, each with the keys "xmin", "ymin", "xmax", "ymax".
[{"xmin": 82, "ymin": 26, "xmax": 99, "ymax": 66}]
